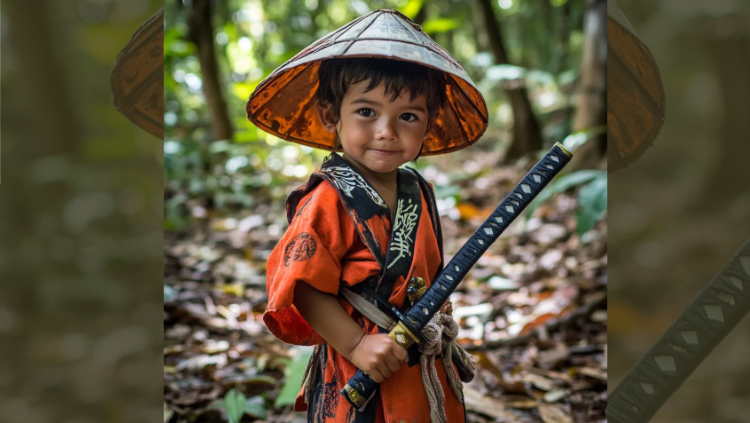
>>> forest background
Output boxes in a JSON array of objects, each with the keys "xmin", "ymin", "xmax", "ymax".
[{"xmin": 164, "ymin": 0, "xmax": 608, "ymax": 422}]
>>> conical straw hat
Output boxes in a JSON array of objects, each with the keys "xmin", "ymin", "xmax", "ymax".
[
  {"xmin": 247, "ymin": 9, "xmax": 488, "ymax": 156},
  {"xmin": 607, "ymin": 0, "xmax": 665, "ymax": 172},
  {"xmin": 111, "ymin": 7, "xmax": 164, "ymax": 138}
]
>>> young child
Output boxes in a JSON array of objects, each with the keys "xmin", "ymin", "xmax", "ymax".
[{"xmin": 248, "ymin": 10, "xmax": 488, "ymax": 423}]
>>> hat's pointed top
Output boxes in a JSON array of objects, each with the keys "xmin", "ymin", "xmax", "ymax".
[{"xmin": 247, "ymin": 9, "xmax": 488, "ymax": 156}]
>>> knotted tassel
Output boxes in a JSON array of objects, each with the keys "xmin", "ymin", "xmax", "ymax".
[{"xmin": 418, "ymin": 313, "xmax": 474, "ymax": 423}]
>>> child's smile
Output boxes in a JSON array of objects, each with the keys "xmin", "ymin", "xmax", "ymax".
[{"xmin": 317, "ymin": 80, "xmax": 430, "ymax": 185}]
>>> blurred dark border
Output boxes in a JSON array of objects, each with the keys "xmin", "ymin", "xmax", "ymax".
[
  {"xmin": 609, "ymin": 0, "xmax": 750, "ymax": 420},
  {"xmin": 0, "ymin": 1, "xmax": 164, "ymax": 421}
]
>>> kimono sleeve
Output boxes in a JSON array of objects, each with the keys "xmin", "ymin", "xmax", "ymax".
[{"xmin": 262, "ymin": 182, "xmax": 357, "ymax": 345}]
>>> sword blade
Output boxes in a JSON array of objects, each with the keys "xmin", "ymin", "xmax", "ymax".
[{"xmin": 609, "ymin": 238, "xmax": 750, "ymax": 422}]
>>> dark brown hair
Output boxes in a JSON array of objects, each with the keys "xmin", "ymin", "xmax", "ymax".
[{"xmin": 316, "ymin": 57, "xmax": 447, "ymax": 130}]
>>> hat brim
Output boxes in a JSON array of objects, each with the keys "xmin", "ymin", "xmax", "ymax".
[
  {"xmin": 111, "ymin": 7, "xmax": 164, "ymax": 139},
  {"xmin": 607, "ymin": 16, "xmax": 666, "ymax": 172},
  {"xmin": 246, "ymin": 10, "xmax": 488, "ymax": 156}
]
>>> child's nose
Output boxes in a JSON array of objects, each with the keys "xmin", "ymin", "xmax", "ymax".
[{"xmin": 375, "ymin": 118, "xmax": 397, "ymax": 140}]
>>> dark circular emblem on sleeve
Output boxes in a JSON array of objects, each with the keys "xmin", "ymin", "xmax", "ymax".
[{"xmin": 284, "ymin": 232, "xmax": 317, "ymax": 267}]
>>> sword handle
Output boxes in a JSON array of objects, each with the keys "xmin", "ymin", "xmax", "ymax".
[
  {"xmin": 341, "ymin": 372, "xmax": 379, "ymax": 411},
  {"xmin": 341, "ymin": 320, "xmax": 421, "ymax": 410},
  {"xmin": 341, "ymin": 143, "xmax": 573, "ymax": 409},
  {"xmin": 609, "ymin": 238, "xmax": 750, "ymax": 422}
]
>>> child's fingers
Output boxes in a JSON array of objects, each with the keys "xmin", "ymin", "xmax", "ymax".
[
  {"xmin": 369, "ymin": 367, "xmax": 386, "ymax": 383},
  {"xmin": 385, "ymin": 354, "xmax": 402, "ymax": 373},
  {"xmin": 393, "ymin": 344, "xmax": 408, "ymax": 362}
]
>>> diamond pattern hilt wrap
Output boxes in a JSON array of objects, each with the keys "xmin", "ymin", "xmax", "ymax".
[
  {"xmin": 609, "ymin": 238, "xmax": 750, "ymax": 423},
  {"xmin": 340, "ymin": 143, "xmax": 573, "ymax": 409}
]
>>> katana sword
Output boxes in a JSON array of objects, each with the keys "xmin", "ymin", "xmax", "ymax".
[
  {"xmin": 609, "ymin": 238, "xmax": 750, "ymax": 422},
  {"xmin": 340, "ymin": 142, "xmax": 573, "ymax": 409}
]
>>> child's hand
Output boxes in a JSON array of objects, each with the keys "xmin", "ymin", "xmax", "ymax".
[{"xmin": 348, "ymin": 334, "xmax": 407, "ymax": 383}]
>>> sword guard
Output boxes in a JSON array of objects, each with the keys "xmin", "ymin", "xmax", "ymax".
[{"xmin": 388, "ymin": 320, "xmax": 421, "ymax": 349}]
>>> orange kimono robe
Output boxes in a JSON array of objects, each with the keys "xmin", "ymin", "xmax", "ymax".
[{"xmin": 263, "ymin": 154, "xmax": 466, "ymax": 423}]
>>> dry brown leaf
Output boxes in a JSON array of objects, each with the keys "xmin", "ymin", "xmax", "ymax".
[
  {"xmin": 519, "ymin": 312, "xmax": 557, "ymax": 335},
  {"xmin": 503, "ymin": 395, "xmax": 539, "ymax": 408},
  {"xmin": 543, "ymin": 389, "xmax": 567, "ymax": 403},
  {"xmin": 577, "ymin": 367, "xmax": 607, "ymax": 380},
  {"xmin": 462, "ymin": 385, "xmax": 520, "ymax": 420},
  {"xmin": 456, "ymin": 203, "xmax": 482, "ymax": 220},
  {"xmin": 519, "ymin": 372, "xmax": 556, "ymax": 391},
  {"xmin": 538, "ymin": 344, "xmax": 571, "ymax": 368},
  {"xmin": 164, "ymin": 345, "xmax": 185, "ymax": 355},
  {"xmin": 474, "ymin": 352, "xmax": 503, "ymax": 380},
  {"xmin": 219, "ymin": 283, "xmax": 245, "ymax": 298},
  {"xmin": 538, "ymin": 403, "xmax": 574, "ymax": 423}
]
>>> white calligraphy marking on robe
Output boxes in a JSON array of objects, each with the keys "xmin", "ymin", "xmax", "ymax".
[{"xmin": 388, "ymin": 198, "xmax": 419, "ymax": 269}]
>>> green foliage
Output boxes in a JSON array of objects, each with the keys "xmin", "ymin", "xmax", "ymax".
[
  {"xmin": 164, "ymin": 0, "xmax": 588, "ymax": 231},
  {"xmin": 400, "ymin": 0, "xmax": 426, "ymax": 19},
  {"xmin": 562, "ymin": 125, "xmax": 607, "ymax": 152},
  {"xmin": 218, "ymin": 389, "xmax": 268, "ymax": 422},
  {"xmin": 275, "ymin": 347, "xmax": 314, "ymax": 408},
  {"xmin": 422, "ymin": 17, "xmax": 461, "ymax": 34},
  {"xmin": 223, "ymin": 388, "xmax": 246, "ymax": 423},
  {"xmin": 527, "ymin": 169, "xmax": 607, "ymax": 239},
  {"xmin": 163, "ymin": 135, "xmax": 327, "ymax": 229},
  {"xmin": 576, "ymin": 173, "xmax": 606, "ymax": 237},
  {"xmin": 244, "ymin": 396, "xmax": 268, "ymax": 420}
]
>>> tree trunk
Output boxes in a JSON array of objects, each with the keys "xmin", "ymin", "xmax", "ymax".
[
  {"xmin": 692, "ymin": 14, "xmax": 750, "ymax": 213},
  {"xmin": 475, "ymin": 0, "xmax": 544, "ymax": 163},
  {"xmin": 6, "ymin": 0, "xmax": 81, "ymax": 155},
  {"xmin": 188, "ymin": 0, "xmax": 234, "ymax": 141},
  {"xmin": 568, "ymin": 0, "xmax": 607, "ymax": 170}
]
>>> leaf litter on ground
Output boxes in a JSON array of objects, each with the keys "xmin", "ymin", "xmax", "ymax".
[{"xmin": 164, "ymin": 150, "xmax": 606, "ymax": 423}]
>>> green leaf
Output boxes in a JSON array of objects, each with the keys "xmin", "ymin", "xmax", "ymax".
[
  {"xmin": 562, "ymin": 126, "xmax": 607, "ymax": 153},
  {"xmin": 526, "ymin": 170, "xmax": 605, "ymax": 219},
  {"xmin": 576, "ymin": 175, "xmax": 607, "ymax": 238},
  {"xmin": 232, "ymin": 82, "xmax": 255, "ymax": 101},
  {"xmin": 244, "ymin": 396, "xmax": 267, "ymax": 420},
  {"xmin": 400, "ymin": 0, "xmax": 426, "ymax": 20},
  {"xmin": 274, "ymin": 347, "xmax": 314, "ymax": 408},
  {"xmin": 422, "ymin": 18, "xmax": 460, "ymax": 35},
  {"xmin": 224, "ymin": 388, "xmax": 247, "ymax": 423}
]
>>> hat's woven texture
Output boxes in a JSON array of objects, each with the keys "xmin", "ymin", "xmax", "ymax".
[
  {"xmin": 607, "ymin": 0, "xmax": 665, "ymax": 171},
  {"xmin": 112, "ymin": 7, "xmax": 164, "ymax": 138},
  {"xmin": 247, "ymin": 10, "xmax": 488, "ymax": 156}
]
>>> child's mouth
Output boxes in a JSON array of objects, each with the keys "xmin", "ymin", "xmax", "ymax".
[{"xmin": 370, "ymin": 149, "xmax": 398, "ymax": 156}]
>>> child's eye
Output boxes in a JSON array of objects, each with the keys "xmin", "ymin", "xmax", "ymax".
[
  {"xmin": 400, "ymin": 113, "xmax": 418, "ymax": 122},
  {"xmin": 357, "ymin": 108, "xmax": 375, "ymax": 117}
]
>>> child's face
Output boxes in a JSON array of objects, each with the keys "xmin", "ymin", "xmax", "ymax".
[{"xmin": 317, "ymin": 80, "xmax": 430, "ymax": 176}]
